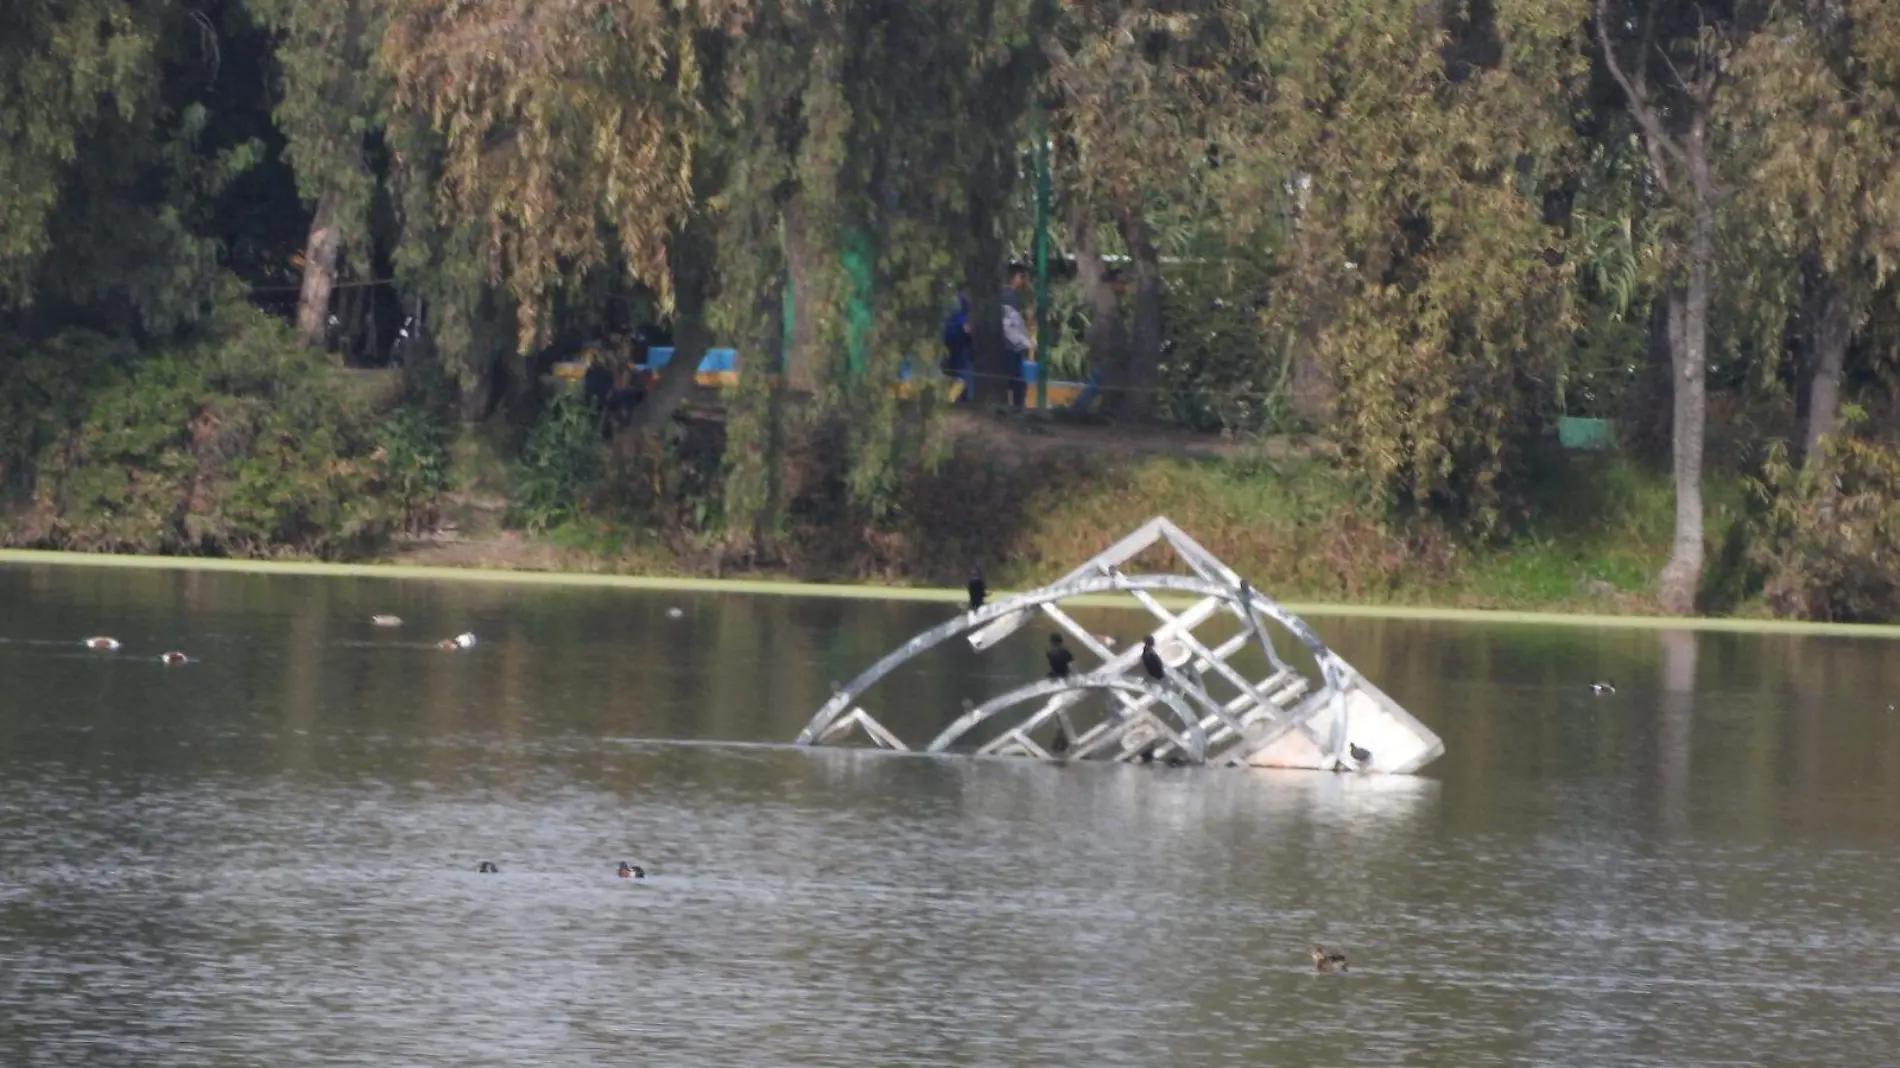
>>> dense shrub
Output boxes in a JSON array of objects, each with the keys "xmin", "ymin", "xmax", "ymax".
[
  {"xmin": 508, "ymin": 395, "xmax": 606, "ymax": 532},
  {"xmin": 0, "ymin": 330, "xmax": 138, "ymax": 493},
  {"xmin": 1156, "ymin": 256, "xmax": 1289, "ymax": 435},
  {"xmin": 4, "ymin": 303, "xmax": 448, "ymax": 556},
  {"xmin": 372, "ymin": 406, "xmax": 454, "ymax": 535},
  {"xmin": 1748, "ymin": 420, "xmax": 1900, "ymax": 622}
]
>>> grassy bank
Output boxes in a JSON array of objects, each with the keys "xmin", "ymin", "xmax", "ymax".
[
  {"xmin": 0, "ymin": 347, "xmax": 1779, "ymax": 623},
  {"xmin": 385, "ymin": 411, "xmax": 1752, "ymax": 619},
  {"xmin": 9, "ymin": 546, "xmax": 1900, "ymax": 637}
]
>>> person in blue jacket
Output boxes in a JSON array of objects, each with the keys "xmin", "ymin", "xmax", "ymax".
[{"xmin": 940, "ymin": 292, "xmax": 974, "ymax": 402}]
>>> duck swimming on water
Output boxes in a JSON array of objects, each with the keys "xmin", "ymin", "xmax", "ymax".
[
  {"xmin": 617, "ymin": 862, "xmax": 645, "ymax": 880},
  {"xmin": 159, "ymin": 651, "xmax": 188, "ymax": 665},
  {"xmin": 436, "ymin": 632, "xmax": 477, "ymax": 650},
  {"xmin": 477, "ymin": 861, "xmax": 499, "ymax": 873},
  {"xmin": 371, "ymin": 615, "xmax": 403, "ymax": 627},
  {"xmin": 1310, "ymin": 946, "xmax": 1348, "ymax": 972},
  {"xmin": 84, "ymin": 637, "xmax": 121, "ymax": 651},
  {"xmin": 1590, "ymin": 679, "xmax": 1616, "ymax": 695}
]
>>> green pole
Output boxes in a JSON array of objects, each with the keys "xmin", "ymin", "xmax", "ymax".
[
  {"xmin": 843, "ymin": 226, "xmax": 874, "ymax": 380},
  {"xmin": 781, "ymin": 281, "xmax": 795, "ymax": 376},
  {"xmin": 1033, "ymin": 109, "xmax": 1053, "ymax": 410}
]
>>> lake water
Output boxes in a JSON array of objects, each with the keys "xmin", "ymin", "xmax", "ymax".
[{"xmin": 3, "ymin": 564, "xmax": 1900, "ymax": 1067}]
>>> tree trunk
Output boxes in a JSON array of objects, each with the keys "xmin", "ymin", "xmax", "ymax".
[
  {"xmin": 1658, "ymin": 188, "xmax": 1712, "ymax": 616},
  {"xmin": 626, "ymin": 209, "xmax": 720, "ymax": 436},
  {"xmin": 1800, "ymin": 276, "xmax": 1853, "ymax": 464},
  {"xmin": 965, "ymin": 145, "xmax": 1014, "ymax": 405},
  {"xmin": 1069, "ymin": 206, "xmax": 1127, "ymax": 398},
  {"xmin": 337, "ymin": 282, "xmax": 367, "ymax": 365},
  {"xmin": 296, "ymin": 189, "xmax": 342, "ymax": 349},
  {"xmin": 1590, "ymin": 1, "xmax": 1718, "ymax": 614},
  {"xmin": 1284, "ymin": 198, "xmax": 1336, "ymax": 428},
  {"xmin": 780, "ymin": 198, "xmax": 822, "ymax": 394},
  {"xmin": 456, "ymin": 288, "xmax": 514, "ymax": 423},
  {"xmin": 1115, "ymin": 201, "xmax": 1163, "ymax": 423}
]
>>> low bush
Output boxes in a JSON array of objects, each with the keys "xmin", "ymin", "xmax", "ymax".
[
  {"xmin": 508, "ymin": 395, "xmax": 607, "ymax": 532},
  {"xmin": 5, "ymin": 303, "xmax": 449, "ymax": 556},
  {"xmin": 1748, "ymin": 417, "xmax": 1900, "ymax": 622}
]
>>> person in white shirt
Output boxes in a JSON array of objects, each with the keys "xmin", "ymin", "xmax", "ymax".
[{"xmin": 1001, "ymin": 263, "xmax": 1035, "ymax": 407}]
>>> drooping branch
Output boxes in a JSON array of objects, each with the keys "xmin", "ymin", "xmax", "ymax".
[{"xmin": 1594, "ymin": 0, "xmax": 1690, "ymax": 184}]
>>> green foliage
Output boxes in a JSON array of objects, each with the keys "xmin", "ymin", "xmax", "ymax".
[
  {"xmin": 248, "ymin": 0, "xmax": 388, "ymax": 264},
  {"xmin": 1220, "ymin": 0, "xmax": 1590, "ymax": 530},
  {"xmin": 9, "ymin": 0, "xmax": 1900, "ymax": 618},
  {"xmin": 1559, "ymin": 305, "xmax": 1646, "ymax": 419},
  {"xmin": 508, "ymin": 396, "xmax": 606, "ymax": 534},
  {"xmin": 1157, "ymin": 256, "xmax": 1290, "ymax": 434},
  {"xmin": 0, "ymin": 330, "xmax": 137, "ymax": 492},
  {"xmin": 382, "ymin": 0, "xmax": 740, "ymax": 348},
  {"xmin": 0, "ymin": 0, "xmax": 162, "ymax": 304},
  {"xmin": 372, "ymin": 406, "xmax": 451, "ymax": 534},
  {"xmin": 1, "ymin": 1, "xmax": 271, "ymax": 335},
  {"xmin": 15, "ymin": 304, "xmax": 443, "ymax": 555},
  {"xmin": 1748, "ymin": 416, "xmax": 1900, "ymax": 622}
]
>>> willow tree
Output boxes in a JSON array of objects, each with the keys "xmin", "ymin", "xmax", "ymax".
[
  {"xmin": 2, "ymin": 1, "xmax": 270, "ymax": 340},
  {"xmin": 822, "ymin": 0, "xmax": 1059, "ymax": 499},
  {"xmin": 1, "ymin": 1, "xmax": 174, "ymax": 312},
  {"xmin": 381, "ymin": 0, "xmax": 747, "ymax": 425},
  {"xmin": 714, "ymin": 0, "xmax": 1058, "ymax": 546},
  {"xmin": 1718, "ymin": 0, "xmax": 1900, "ymax": 462},
  {"xmin": 250, "ymin": 0, "xmax": 388, "ymax": 349},
  {"xmin": 1231, "ymin": 0, "xmax": 1589, "ymax": 530},
  {"xmin": 1045, "ymin": 0, "xmax": 1258, "ymax": 422},
  {"xmin": 698, "ymin": 3, "xmax": 834, "ymax": 545},
  {"xmin": 4, "ymin": 4, "xmax": 178, "ymax": 321},
  {"xmin": 935, "ymin": 0, "xmax": 1060, "ymax": 404}
]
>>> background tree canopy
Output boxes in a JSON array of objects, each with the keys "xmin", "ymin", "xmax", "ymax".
[{"xmin": 6, "ymin": 0, "xmax": 1900, "ymax": 619}]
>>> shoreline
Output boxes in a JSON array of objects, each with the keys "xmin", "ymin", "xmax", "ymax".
[{"xmin": 5, "ymin": 547, "xmax": 1899, "ymax": 638}]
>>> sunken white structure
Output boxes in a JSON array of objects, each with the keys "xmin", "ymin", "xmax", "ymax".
[{"xmin": 796, "ymin": 517, "xmax": 1443, "ymax": 774}]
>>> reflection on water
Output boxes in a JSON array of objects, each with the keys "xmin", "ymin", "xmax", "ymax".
[{"xmin": 4, "ymin": 566, "xmax": 1900, "ymax": 1066}]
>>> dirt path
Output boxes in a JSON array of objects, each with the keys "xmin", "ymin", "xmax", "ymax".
[
  {"xmin": 386, "ymin": 528, "xmax": 596, "ymax": 571},
  {"xmin": 387, "ymin": 410, "xmax": 1303, "ymax": 571},
  {"xmin": 935, "ymin": 408, "xmax": 1301, "ymax": 465}
]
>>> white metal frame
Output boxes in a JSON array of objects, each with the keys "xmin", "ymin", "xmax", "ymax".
[{"xmin": 794, "ymin": 517, "xmax": 1444, "ymax": 774}]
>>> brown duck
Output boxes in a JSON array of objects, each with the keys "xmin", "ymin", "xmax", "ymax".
[{"xmin": 1310, "ymin": 946, "xmax": 1348, "ymax": 972}]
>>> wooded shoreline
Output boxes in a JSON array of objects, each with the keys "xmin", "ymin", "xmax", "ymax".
[
  {"xmin": 9, "ymin": 545, "xmax": 1900, "ymax": 639},
  {"xmin": 9, "ymin": 2, "xmax": 1900, "ymax": 623}
]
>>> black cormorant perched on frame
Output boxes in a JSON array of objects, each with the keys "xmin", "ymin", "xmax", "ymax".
[
  {"xmin": 1046, "ymin": 633, "xmax": 1074, "ymax": 679},
  {"xmin": 1140, "ymin": 636, "xmax": 1166, "ymax": 680}
]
